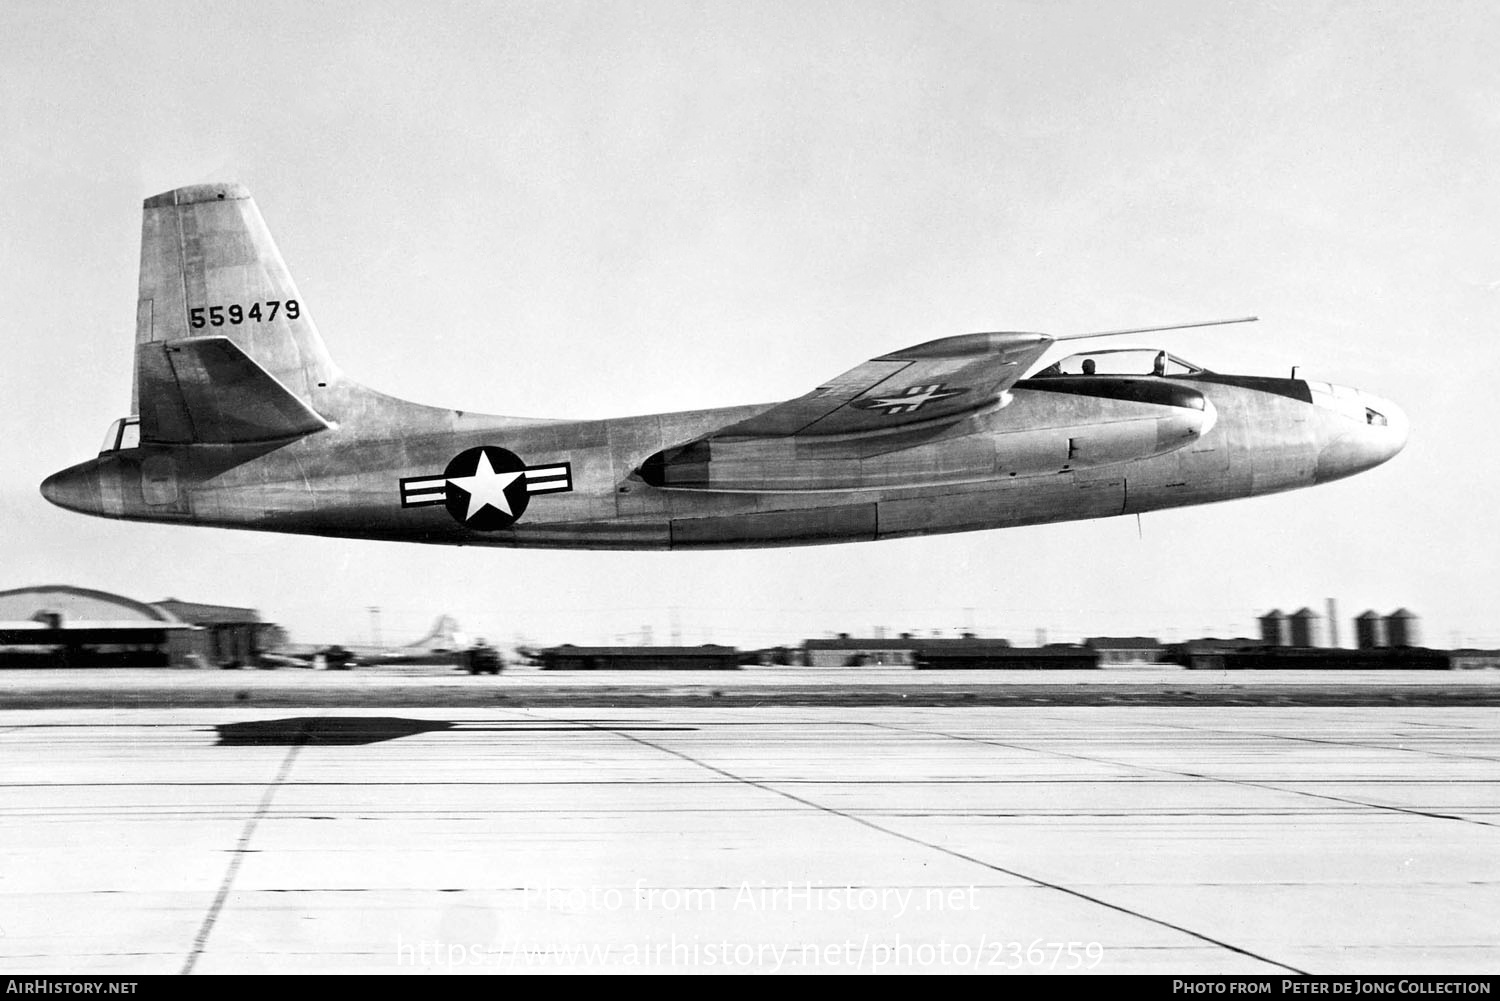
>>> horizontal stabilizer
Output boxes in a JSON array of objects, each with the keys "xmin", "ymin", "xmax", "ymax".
[{"xmin": 137, "ymin": 336, "xmax": 332, "ymax": 444}]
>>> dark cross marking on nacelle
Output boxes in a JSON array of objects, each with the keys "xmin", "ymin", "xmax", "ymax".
[
  {"xmin": 853, "ymin": 383, "xmax": 968, "ymax": 416},
  {"xmin": 399, "ymin": 445, "xmax": 572, "ymax": 531}
]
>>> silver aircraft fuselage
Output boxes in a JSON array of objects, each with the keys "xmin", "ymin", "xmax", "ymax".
[
  {"xmin": 39, "ymin": 183, "xmax": 1407, "ymax": 548},
  {"xmin": 43, "ymin": 369, "xmax": 1407, "ymax": 550}
]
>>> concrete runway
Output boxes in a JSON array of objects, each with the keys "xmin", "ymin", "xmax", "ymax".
[
  {"xmin": 5, "ymin": 664, "xmax": 1500, "ymax": 708},
  {"xmin": 1, "ymin": 703, "xmax": 1495, "ymax": 974}
]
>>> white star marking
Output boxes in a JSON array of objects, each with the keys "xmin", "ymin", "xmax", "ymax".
[
  {"xmin": 446, "ymin": 451, "xmax": 524, "ymax": 521},
  {"xmin": 864, "ymin": 385, "xmax": 961, "ymax": 411}
]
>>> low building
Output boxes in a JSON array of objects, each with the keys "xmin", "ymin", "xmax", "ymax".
[
  {"xmin": 1165, "ymin": 638, "xmax": 1265, "ymax": 670},
  {"xmin": 802, "ymin": 636, "xmax": 926, "ymax": 667},
  {"xmin": 1172, "ymin": 640, "xmax": 1448, "ymax": 670},
  {"xmin": 539, "ymin": 645, "xmax": 741, "ymax": 670},
  {"xmin": 914, "ymin": 641, "xmax": 1096, "ymax": 670},
  {"xmin": 1084, "ymin": 637, "xmax": 1166, "ymax": 667},
  {"xmin": 1447, "ymin": 650, "xmax": 1500, "ymax": 670},
  {"xmin": 154, "ymin": 598, "xmax": 280, "ymax": 667},
  {"xmin": 801, "ymin": 635, "xmax": 1098, "ymax": 669}
]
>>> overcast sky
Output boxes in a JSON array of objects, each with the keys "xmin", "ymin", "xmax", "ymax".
[{"xmin": 3, "ymin": 1, "xmax": 1495, "ymax": 649}]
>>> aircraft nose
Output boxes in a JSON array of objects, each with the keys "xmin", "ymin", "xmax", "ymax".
[
  {"xmin": 1361, "ymin": 392, "xmax": 1409, "ymax": 455},
  {"xmin": 1313, "ymin": 388, "xmax": 1409, "ymax": 483}
]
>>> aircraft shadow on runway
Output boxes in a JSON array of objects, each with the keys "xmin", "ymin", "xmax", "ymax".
[{"xmin": 213, "ymin": 716, "xmax": 696, "ymax": 746}]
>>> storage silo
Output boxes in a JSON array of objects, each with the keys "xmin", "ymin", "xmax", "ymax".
[
  {"xmin": 1385, "ymin": 609, "xmax": 1421, "ymax": 648},
  {"xmin": 1288, "ymin": 607, "xmax": 1323, "ymax": 648},
  {"xmin": 1258, "ymin": 609, "xmax": 1289, "ymax": 646},
  {"xmin": 1354, "ymin": 610, "xmax": 1387, "ymax": 649}
]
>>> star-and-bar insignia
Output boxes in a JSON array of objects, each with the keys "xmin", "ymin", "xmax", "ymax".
[
  {"xmin": 853, "ymin": 383, "xmax": 968, "ymax": 416},
  {"xmin": 399, "ymin": 445, "xmax": 573, "ymax": 531}
]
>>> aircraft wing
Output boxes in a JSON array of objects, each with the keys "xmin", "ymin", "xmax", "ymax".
[
  {"xmin": 637, "ymin": 331, "xmax": 1059, "ymax": 489},
  {"xmin": 709, "ymin": 331, "xmax": 1055, "ymax": 440}
]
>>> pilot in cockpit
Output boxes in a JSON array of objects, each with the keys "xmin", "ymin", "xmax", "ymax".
[{"xmin": 1082, "ymin": 358, "xmax": 1096, "ymax": 376}]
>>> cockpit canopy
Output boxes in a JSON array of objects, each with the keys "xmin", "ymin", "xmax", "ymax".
[
  {"xmin": 1032, "ymin": 348, "xmax": 1208, "ymax": 379},
  {"xmin": 100, "ymin": 416, "xmax": 140, "ymax": 454}
]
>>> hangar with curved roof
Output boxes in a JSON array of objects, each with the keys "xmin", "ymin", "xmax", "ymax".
[{"xmin": 0, "ymin": 585, "xmax": 276, "ymax": 667}]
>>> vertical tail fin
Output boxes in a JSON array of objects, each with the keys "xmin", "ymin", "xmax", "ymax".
[
  {"xmin": 134, "ymin": 183, "xmax": 340, "ymax": 443},
  {"xmin": 406, "ymin": 615, "xmax": 466, "ymax": 652}
]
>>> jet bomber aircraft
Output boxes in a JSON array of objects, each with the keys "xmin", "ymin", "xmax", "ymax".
[{"xmin": 42, "ymin": 184, "xmax": 1407, "ymax": 549}]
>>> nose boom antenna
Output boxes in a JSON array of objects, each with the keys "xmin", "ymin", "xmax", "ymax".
[{"xmin": 1055, "ymin": 316, "xmax": 1259, "ymax": 342}]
